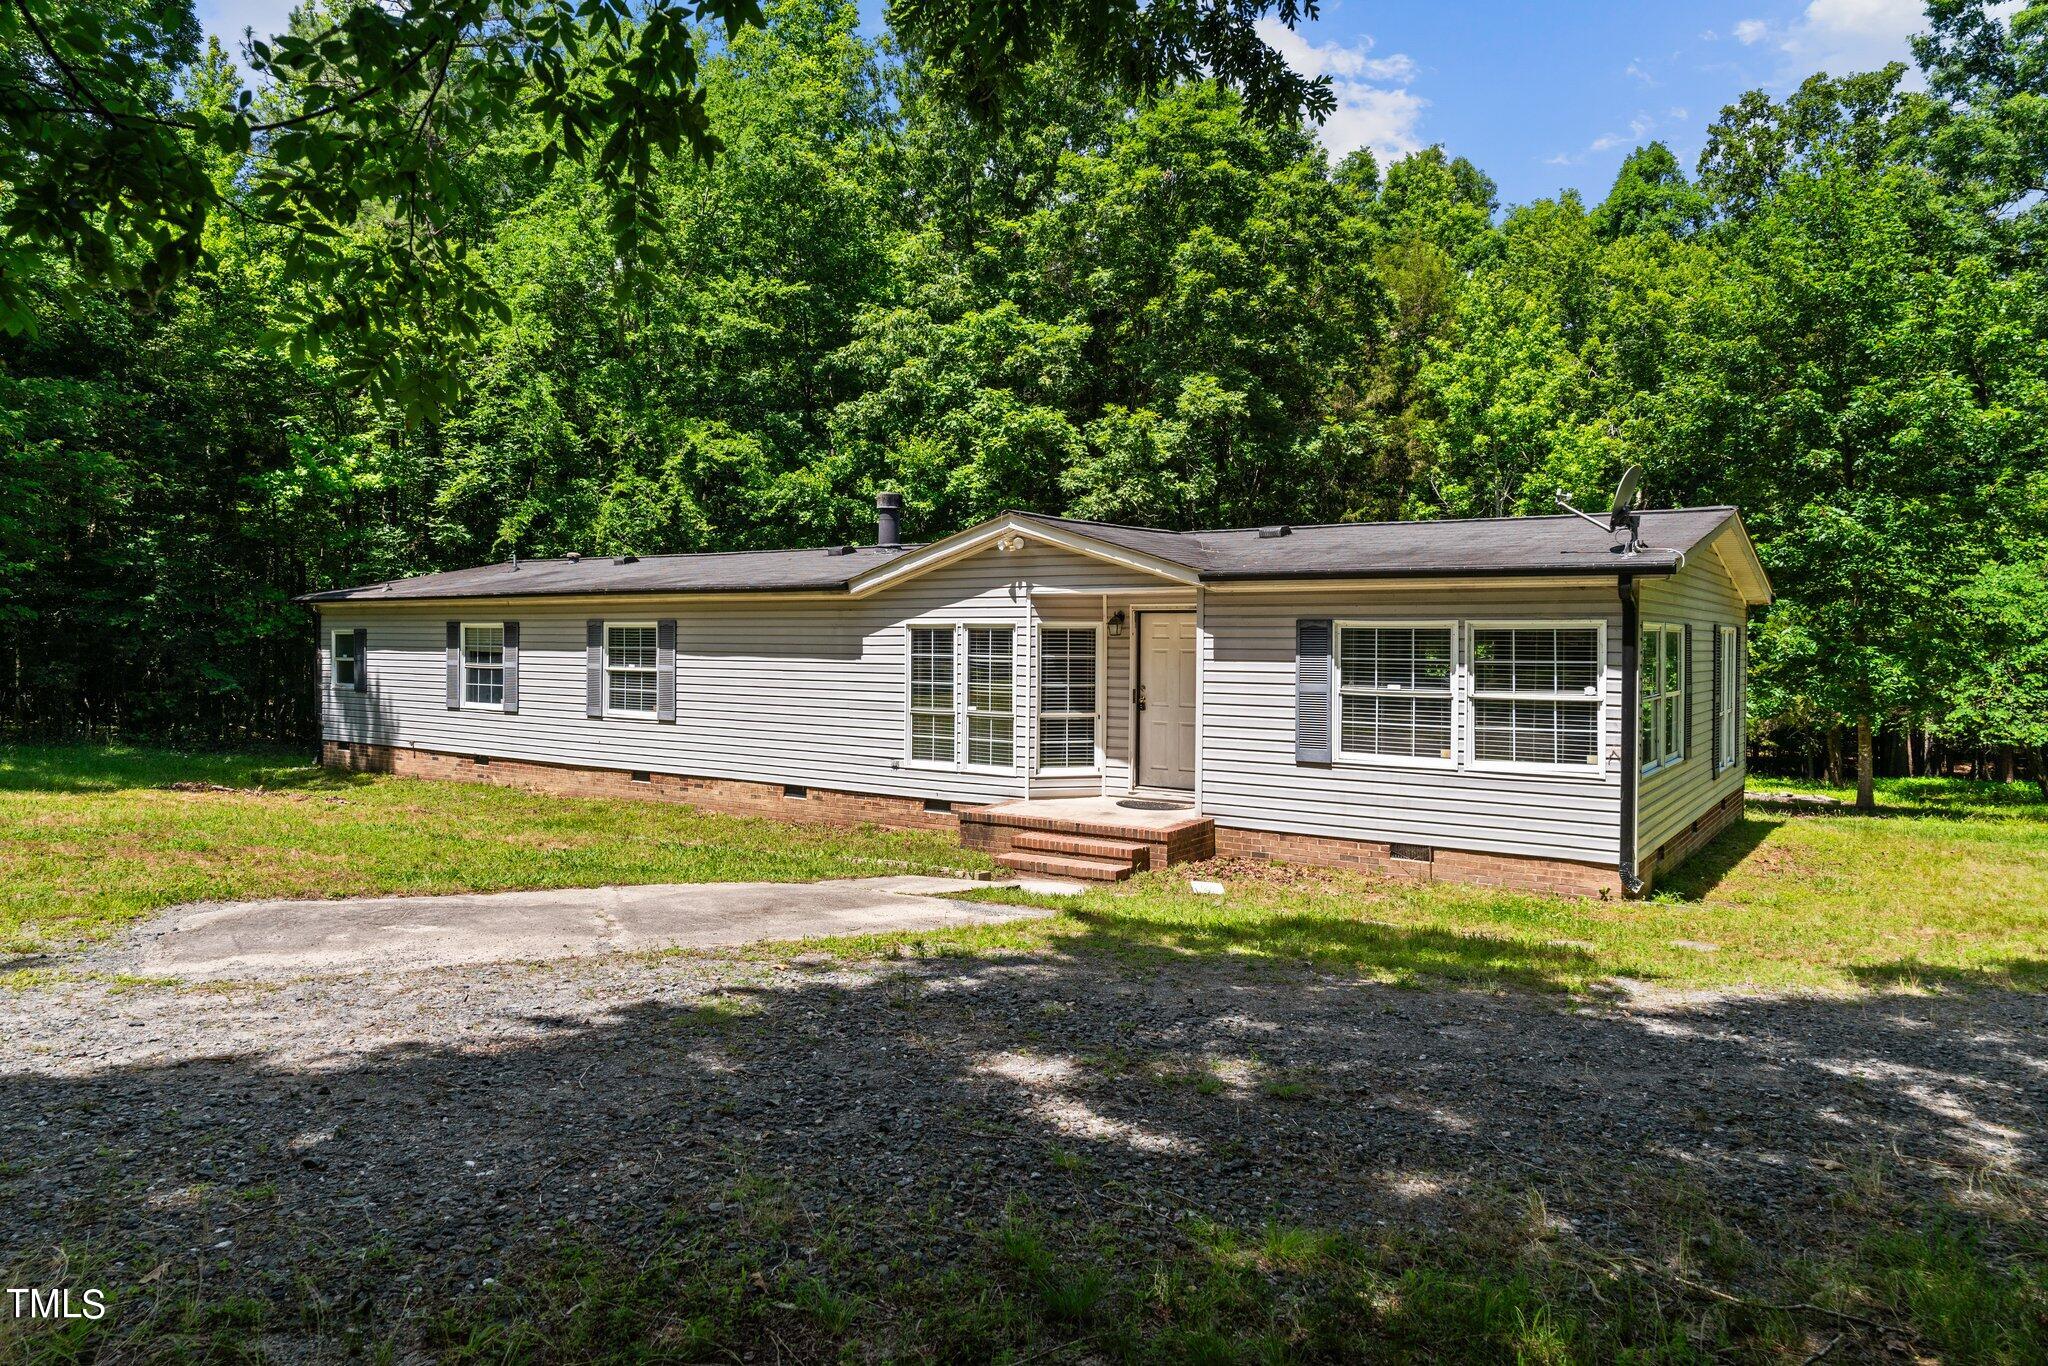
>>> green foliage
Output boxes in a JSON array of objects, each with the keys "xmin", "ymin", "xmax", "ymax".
[{"xmin": 1, "ymin": 0, "xmax": 2045, "ymax": 783}]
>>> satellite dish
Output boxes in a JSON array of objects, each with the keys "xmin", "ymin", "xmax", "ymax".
[{"xmin": 1607, "ymin": 465, "xmax": 1642, "ymax": 532}]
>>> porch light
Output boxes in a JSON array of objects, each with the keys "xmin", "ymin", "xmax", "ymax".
[{"xmin": 1107, "ymin": 610, "xmax": 1127, "ymax": 637}]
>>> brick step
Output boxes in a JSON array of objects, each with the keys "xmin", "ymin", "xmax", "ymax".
[
  {"xmin": 1011, "ymin": 831, "xmax": 1151, "ymax": 868},
  {"xmin": 996, "ymin": 850, "xmax": 1134, "ymax": 882}
]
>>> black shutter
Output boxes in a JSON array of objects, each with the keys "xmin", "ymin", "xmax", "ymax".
[
  {"xmin": 353, "ymin": 627, "xmax": 368, "ymax": 694},
  {"xmin": 656, "ymin": 619, "xmax": 677, "ymax": 723},
  {"xmin": 586, "ymin": 620, "xmax": 604, "ymax": 718},
  {"xmin": 1683, "ymin": 624, "xmax": 1694, "ymax": 760},
  {"xmin": 445, "ymin": 622, "xmax": 461, "ymax": 708},
  {"xmin": 502, "ymin": 621, "xmax": 520, "ymax": 714},
  {"xmin": 1295, "ymin": 619, "xmax": 1333, "ymax": 765},
  {"xmin": 1711, "ymin": 627, "xmax": 1725, "ymax": 771}
]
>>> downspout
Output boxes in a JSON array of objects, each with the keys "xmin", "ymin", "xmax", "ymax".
[{"xmin": 1617, "ymin": 572, "xmax": 1643, "ymax": 896}]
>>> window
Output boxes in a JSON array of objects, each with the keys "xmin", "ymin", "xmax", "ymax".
[
  {"xmin": 1038, "ymin": 626, "xmax": 1100, "ymax": 769},
  {"xmin": 909, "ymin": 626, "xmax": 955, "ymax": 763},
  {"xmin": 966, "ymin": 627, "xmax": 1015, "ymax": 767},
  {"xmin": 907, "ymin": 624, "xmax": 1016, "ymax": 769},
  {"xmin": 1337, "ymin": 625, "xmax": 1454, "ymax": 763},
  {"xmin": 462, "ymin": 623, "xmax": 505, "ymax": 707},
  {"xmin": 606, "ymin": 623, "xmax": 659, "ymax": 716},
  {"xmin": 1468, "ymin": 625, "xmax": 1602, "ymax": 768},
  {"xmin": 1639, "ymin": 623, "xmax": 1686, "ymax": 771},
  {"xmin": 331, "ymin": 631, "xmax": 358, "ymax": 687},
  {"xmin": 1716, "ymin": 625, "xmax": 1739, "ymax": 771}
]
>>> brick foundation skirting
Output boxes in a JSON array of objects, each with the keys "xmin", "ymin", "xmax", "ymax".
[
  {"xmin": 321, "ymin": 741, "xmax": 960, "ymax": 834},
  {"xmin": 1212, "ymin": 825, "xmax": 1627, "ymax": 899}
]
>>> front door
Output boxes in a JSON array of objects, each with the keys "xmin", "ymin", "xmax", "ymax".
[{"xmin": 1136, "ymin": 612, "xmax": 1197, "ymax": 791}]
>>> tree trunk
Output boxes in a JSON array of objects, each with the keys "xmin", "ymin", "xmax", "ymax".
[
  {"xmin": 1825, "ymin": 728, "xmax": 1843, "ymax": 788},
  {"xmin": 1855, "ymin": 716, "xmax": 1876, "ymax": 812},
  {"xmin": 1905, "ymin": 726, "xmax": 1918, "ymax": 778},
  {"xmin": 2035, "ymin": 747, "xmax": 2048, "ymax": 803},
  {"xmin": 2000, "ymin": 745, "xmax": 2015, "ymax": 784}
]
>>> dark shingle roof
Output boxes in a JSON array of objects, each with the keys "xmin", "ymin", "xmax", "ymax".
[
  {"xmin": 296, "ymin": 544, "xmax": 913, "ymax": 603},
  {"xmin": 296, "ymin": 507, "xmax": 1743, "ymax": 603},
  {"xmin": 1027, "ymin": 507, "xmax": 1738, "ymax": 580}
]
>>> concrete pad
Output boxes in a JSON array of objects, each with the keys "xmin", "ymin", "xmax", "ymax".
[{"xmin": 111, "ymin": 877, "xmax": 1048, "ymax": 981}]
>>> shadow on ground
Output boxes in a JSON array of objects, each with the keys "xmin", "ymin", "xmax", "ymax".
[{"xmin": 2, "ymin": 946, "xmax": 2043, "ymax": 1358}]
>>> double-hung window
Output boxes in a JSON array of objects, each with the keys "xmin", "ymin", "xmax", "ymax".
[
  {"xmin": 1639, "ymin": 623, "xmax": 1686, "ymax": 771},
  {"xmin": 1038, "ymin": 626, "xmax": 1100, "ymax": 770},
  {"xmin": 907, "ymin": 624, "xmax": 1016, "ymax": 769},
  {"xmin": 909, "ymin": 627, "xmax": 956, "ymax": 763},
  {"xmin": 462, "ymin": 623, "xmax": 505, "ymax": 707},
  {"xmin": 1336, "ymin": 624, "xmax": 1453, "ymax": 763},
  {"xmin": 1468, "ymin": 625, "xmax": 1602, "ymax": 769},
  {"xmin": 331, "ymin": 631, "xmax": 359, "ymax": 688},
  {"xmin": 1716, "ymin": 624, "xmax": 1739, "ymax": 771},
  {"xmin": 966, "ymin": 627, "xmax": 1016, "ymax": 767},
  {"xmin": 605, "ymin": 623, "xmax": 659, "ymax": 716},
  {"xmin": 1637, "ymin": 624, "xmax": 1688, "ymax": 770}
]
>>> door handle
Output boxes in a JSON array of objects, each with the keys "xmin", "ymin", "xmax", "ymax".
[{"xmin": 1134, "ymin": 685, "xmax": 1147, "ymax": 713}]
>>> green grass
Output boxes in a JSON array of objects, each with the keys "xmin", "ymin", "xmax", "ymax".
[
  {"xmin": 824, "ymin": 776, "xmax": 2048, "ymax": 994},
  {"xmin": 0, "ymin": 744, "xmax": 992, "ymax": 954},
  {"xmin": 11, "ymin": 1175, "xmax": 2040, "ymax": 1363}
]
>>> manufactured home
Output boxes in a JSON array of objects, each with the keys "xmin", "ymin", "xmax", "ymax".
[{"xmin": 302, "ymin": 496, "xmax": 1771, "ymax": 896}]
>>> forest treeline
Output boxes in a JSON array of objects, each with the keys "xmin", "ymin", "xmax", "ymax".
[{"xmin": 2, "ymin": 0, "xmax": 2044, "ymax": 790}]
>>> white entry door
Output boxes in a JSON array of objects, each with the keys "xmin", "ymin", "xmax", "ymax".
[{"xmin": 1136, "ymin": 613, "xmax": 1197, "ymax": 791}]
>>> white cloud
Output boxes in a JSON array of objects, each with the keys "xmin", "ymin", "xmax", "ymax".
[
  {"xmin": 1733, "ymin": 18, "xmax": 1771, "ymax": 45},
  {"xmin": 1589, "ymin": 133, "xmax": 1624, "ymax": 152},
  {"xmin": 1256, "ymin": 17, "xmax": 1427, "ymax": 162},
  {"xmin": 1625, "ymin": 59, "xmax": 1655, "ymax": 84}
]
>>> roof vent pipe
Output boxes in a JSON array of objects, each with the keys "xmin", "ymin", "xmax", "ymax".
[
  {"xmin": 875, "ymin": 492, "xmax": 903, "ymax": 548},
  {"xmin": 565, "ymin": 552, "xmax": 582, "ymax": 563}
]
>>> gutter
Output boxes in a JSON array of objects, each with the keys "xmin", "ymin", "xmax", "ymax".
[{"xmin": 1617, "ymin": 571, "xmax": 1643, "ymax": 896}]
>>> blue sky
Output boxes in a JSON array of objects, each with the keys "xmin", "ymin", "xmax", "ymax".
[{"xmin": 192, "ymin": 0, "xmax": 1947, "ymax": 207}]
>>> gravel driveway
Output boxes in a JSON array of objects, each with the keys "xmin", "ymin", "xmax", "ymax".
[{"xmin": 4, "ymin": 935, "xmax": 2041, "ymax": 1354}]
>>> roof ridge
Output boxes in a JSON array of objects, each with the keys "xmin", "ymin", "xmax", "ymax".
[{"xmin": 1013, "ymin": 507, "xmax": 1736, "ymax": 538}]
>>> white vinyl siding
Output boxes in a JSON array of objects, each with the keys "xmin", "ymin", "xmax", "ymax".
[
  {"xmin": 1336, "ymin": 624, "xmax": 1454, "ymax": 765},
  {"xmin": 462, "ymin": 623, "xmax": 505, "ymax": 707},
  {"xmin": 1467, "ymin": 624, "xmax": 1603, "ymax": 772},
  {"xmin": 908, "ymin": 626, "xmax": 956, "ymax": 763},
  {"xmin": 1639, "ymin": 623, "xmax": 1685, "ymax": 772},
  {"xmin": 605, "ymin": 623, "xmax": 659, "ymax": 716},
  {"xmin": 331, "ymin": 630, "xmax": 358, "ymax": 687},
  {"xmin": 1200, "ymin": 586, "xmax": 1626, "ymax": 865},
  {"xmin": 1637, "ymin": 550, "xmax": 1750, "ymax": 862},
  {"xmin": 1716, "ymin": 625, "xmax": 1739, "ymax": 771},
  {"xmin": 1037, "ymin": 625, "xmax": 1100, "ymax": 771}
]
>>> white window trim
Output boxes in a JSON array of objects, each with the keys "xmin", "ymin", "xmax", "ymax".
[
  {"xmin": 901, "ymin": 621, "xmax": 1020, "ymax": 773},
  {"xmin": 604, "ymin": 620, "xmax": 661, "ymax": 719},
  {"xmin": 1640, "ymin": 621, "xmax": 1686, "ymax": 774},
  {"xmin": 1716, "ymin": 624, "xmax": 1739, "ymax": 772},
  {"xmin": 330, "ymin": 629, "xmax": 358, "ymax": 689},
  {"xmin": 461, "ymin": 621, "xmax": 506, "ymax": 712},
  {"xmin": 1035, "ymin": 621, "xmax": 1104, "ymax": 775},
  {"xmin": 1461, "ymin": 619, "xmax": 1609, "ymax": 779},
  {"xmin": 1332, "ymin": 619, "xmax": 1460, "ymax": 771},
  {"xmin": 904, "ymin": 622, "xmax": 959, "ymax": 769}
]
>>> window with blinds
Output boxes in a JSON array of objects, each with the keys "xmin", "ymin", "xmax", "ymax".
[
  {"xmin": 1038, "ymin": 626, "xmax": 1100, "ymax": 769},
  {"xmin": 1336, "ymin": 625, "xmax": 1453, "ymax": 762},
  {"xmin": 1468, "ymin": 626, "xmax": 1602, "ymax": 768},
  {"xmin": 605, "ymin": 623, "xmax": 659, "ymax": 716},
  {"xmin": 909, "ymin": 626, "xmax": 955, "ymax": 763},
  {"xmin": 965, "ymin": 627, "xmax": 1015, "ymax": 767}
]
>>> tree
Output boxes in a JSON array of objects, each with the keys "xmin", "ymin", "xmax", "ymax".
[
  {"xmin": 1938, "ymin": 557, "xmax": 2048, "ymax": 798},
  {"xmin": 1, "ymin": 0, "xmax": 1333, "ymax": 412}
]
